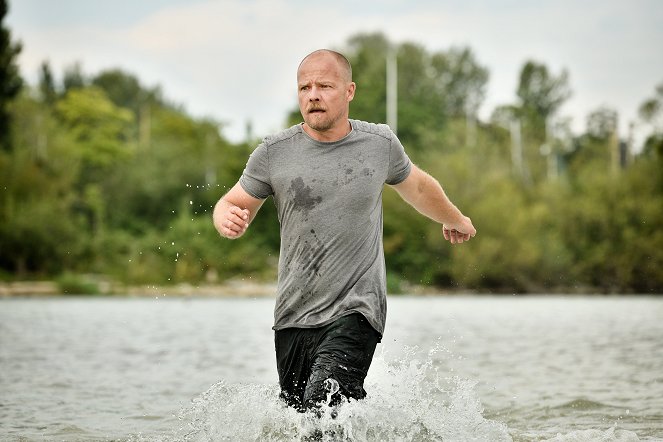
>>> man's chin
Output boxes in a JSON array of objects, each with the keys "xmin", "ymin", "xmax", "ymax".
[{"xmin": 304, "ymin": 118, "xmax": 332, "ymax": 132}]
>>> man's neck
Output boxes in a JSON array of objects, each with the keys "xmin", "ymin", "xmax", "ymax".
[{"xmin": 302, "ymin": 120, "xmax": 352, "ymax": 142}]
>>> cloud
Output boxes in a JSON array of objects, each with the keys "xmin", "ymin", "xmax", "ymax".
[
  {"xmin": 9, "ymin": 0, "xmax": 663, "ymax": 142},
  {"xmin": 112, "ymin": 0, "xmax": 385, "ymax": 138}
]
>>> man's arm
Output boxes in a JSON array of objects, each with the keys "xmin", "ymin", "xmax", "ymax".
[
  {"xmin": 391, "ymin": 164, "xmax": 476, "ymax": 244},
  {"xmin": 213, "ymin": 182, "xmax": 265, "ymax": 239}
]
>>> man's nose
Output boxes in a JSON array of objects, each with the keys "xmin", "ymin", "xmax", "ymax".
[{"xmin": 308, "ymin": 86, "xmax": 321, "ymax": 100}]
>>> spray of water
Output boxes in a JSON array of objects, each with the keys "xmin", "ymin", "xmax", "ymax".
[
  {"xmin": 170, "ymin": 345, "xmax": 512, "ymax": 442},
  {"xmin": 126, "ymin": 342, "xmax": 644, "ymax": 442}
]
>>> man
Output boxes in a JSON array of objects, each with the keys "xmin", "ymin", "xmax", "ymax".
[{"xmin": 213, "ymin": 49, "xmax": 476, "ymax": 412}]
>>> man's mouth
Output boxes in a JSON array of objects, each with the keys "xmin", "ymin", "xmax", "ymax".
[{"xmin": 308, "ymin": 108, "xmax": 325, "ymax": 114}]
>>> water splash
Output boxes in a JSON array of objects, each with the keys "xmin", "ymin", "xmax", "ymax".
[{"xmin": 170, "ymin": 345, "xmax": 512, "ymax": 442}]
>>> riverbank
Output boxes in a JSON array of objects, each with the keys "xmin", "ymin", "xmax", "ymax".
[
  {"xmin": 0, "ymin": 278, "xmax": 477, "ymax": 298},
  {"xmin": 1, "ymin": 279, "xmax": 655, "ymax": 298},
  {"xmin": 0, "ymin": 279, "xmax": 278, "ymax": 298}
]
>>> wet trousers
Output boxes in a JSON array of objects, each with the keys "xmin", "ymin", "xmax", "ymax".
[{"xmin": 274, "ymin": 313, "xmax": 381, "ymax": 412}]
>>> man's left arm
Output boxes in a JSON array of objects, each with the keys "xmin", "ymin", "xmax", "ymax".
[{"xmin": 391, "ymin": 164, "xmax": 476, "ymax": 244}]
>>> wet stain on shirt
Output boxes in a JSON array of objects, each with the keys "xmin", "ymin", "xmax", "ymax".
[{"xmin": 288, "ymin": 177, "xmax": 322, "ymax": 216}]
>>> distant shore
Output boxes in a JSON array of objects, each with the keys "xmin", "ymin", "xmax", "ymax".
[
  {"xmin": 0, "ymin": 279, "xmax": 278, "ymax": 298},
  {"xmin": 1, "ymin": 279, "xmax": 657, "ymax": 298},
  {"xmin": 0, "ymin": 279, "xmax": 449, "ymax": 297},
  {"xmin": 0, "ymin": 278, "xmax": 478, "ymax": 298}
]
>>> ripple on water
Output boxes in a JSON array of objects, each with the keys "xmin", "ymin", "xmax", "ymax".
[{"xmin": 542, "ymin": 428, "xmax": 641, "ymax": 442}]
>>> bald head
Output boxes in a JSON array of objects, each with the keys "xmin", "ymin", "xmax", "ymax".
[
  {"xmin": 298, "ymin": 49, "xmax": 353, "ymax": 83},
  {"xmin": 296, "ymin": 48, "xmax": 356, "ymax": 140}
]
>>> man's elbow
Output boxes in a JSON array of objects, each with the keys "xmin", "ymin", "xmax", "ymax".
[{"xmin": 416, "ymin": 174, "xmax": 430, "ymax": 194}]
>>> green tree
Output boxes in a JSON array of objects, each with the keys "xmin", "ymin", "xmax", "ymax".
[
  {"xmin": 0, "ymin": 0, "xmax": 23, "ymax": 150},
  {"xmin": 393, "ymin": 42, "xmax": 444, "ymax": 150},
  {"xmin": 55, "ymin": 86, "xmax": 134, "ymax": 168},
  {"xmin": 38, "ymin": 61, "xmax": 57, "ymax": 106},
  {"xmin": 517, "ymin": 60, "xmax": 571, "ymax": 121},
  {"xmin": 290, "ymin": 33, "xmax": 489, "ymax": 157},
  {"xmin": 63, "ymin": 62, "xmax": 86, "ymax": 92},
  {"xmin": 638, "ymin": 82, "xmax": 663, "ymax": 159},
  {"xmin": 564, "ymin": 106, "xmax": 618, "ymax": 176},
  {"xmin": 344, "ymin": 33, "xmax": 390, "ymax": 122},
  {"xmin": 348, "ymin": 34, "xmax": 489, "ymax": 153},
  {"xmin": 586, "ymin": 106, "xmax": 618, "ymax": 140},
  {"xmin": 92, "ymin": 69, "xmax": 163, "ymax": 115},
  {"xmin": 430, "ymin": 46, "xmax": 489, "ymax": 119},
  {"xmin": 512, "ymin": 60, "xmax": 572, "ymax": 181},
  {"xmin": 0, "ymin": 92, "xmax": 86, "ymax": 277}
]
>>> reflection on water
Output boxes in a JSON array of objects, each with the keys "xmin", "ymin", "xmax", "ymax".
[{"xmin": 1, "ymin": 296, "xmax": 661, "ymax": 441}]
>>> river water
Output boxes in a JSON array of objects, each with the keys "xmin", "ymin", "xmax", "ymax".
[{"xmin": 1, "ymin": 296, "xmax": 661, "ymax": 441}]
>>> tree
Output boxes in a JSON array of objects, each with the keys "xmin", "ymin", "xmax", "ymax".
[
  {"xmin": 638, "ymin": 82, "xmax": 663, "ymax": 159},
  {"xmin": 92, "ymin": 69, "xmax": 163, "ymax": 114},
  {"xmin": 55, "ymin": 86, "xmax": 134, "ymax": 168},
  {"xmin": 517, "ymin": 60, "xmax": 571, "ymax": 121},
  {"xmin": 510, "ymin": 60, "xmax": 572, "ymax": 181},
  {"xmin": 342, "ymin": 32, "xmax": 391, "ymax": 125},
  {"xmin": 63, "ymin": 62, "xmax": 86, "ymax": 92},
  {"xmin": 38, "ymin": 61, "xmax": 57, "ymax": 105},
  {"xmin": 430, "ymin": 46, "xmax": 489, "ymax": 119},
  {"xmin": 0, "ymin": 0, "xmax": 23, "ymax": 150},
  {"xmin": 341, "ymin": 33, "xmax": 489, "ymax": 155},
  {"xmin": 638, "ymin": 82, "xmax": 663, "ymax": 125},
  {"xmin": 586, "ymin": 106, "xmax": 618, "ymax": 140}
]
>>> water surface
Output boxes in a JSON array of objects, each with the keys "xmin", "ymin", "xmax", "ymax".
[{"xmin": 1, "ymin": 296, "xmax": 661, "ymax": 441}]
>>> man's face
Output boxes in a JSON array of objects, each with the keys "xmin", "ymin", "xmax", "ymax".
[{"xmin": 297, "ymin": 54, "xmax": 355, "ymax": 134}]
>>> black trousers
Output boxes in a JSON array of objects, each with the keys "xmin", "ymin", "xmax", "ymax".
[{"xmin": 274, "ymin": 313, "xmax": 381, "ymax": 412}]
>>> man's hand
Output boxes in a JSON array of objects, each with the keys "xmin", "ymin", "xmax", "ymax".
[
  {"xmin": 442, "ymin": 217, "xmax": 476, "ymax": 244},
  {"xmin": 216, "ymin": 205, "xmax": 251, "ymax": 239},
  {"xmin": 213, "ymin": 182, "xmax": 264, "ymax": 240}
]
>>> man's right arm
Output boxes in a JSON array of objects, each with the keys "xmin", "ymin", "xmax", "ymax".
[
  {"xmin": 213, "ymin": 182, "xmax": 265, "ymax": 239},
  {"xmin": 391, "ymin": 164, "xmax": 476, "ymax": 244}
]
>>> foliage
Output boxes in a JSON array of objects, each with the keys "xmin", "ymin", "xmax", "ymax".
[
  {"xmin": 517, "ymin": 60, "xmax": 571, "ymax": 120},
  {"xmin": 0, "ymin": 0, "xmax": 23, "ymax": 150},
  {"xmin": 56, "ymin": 273, "xmax": 101, "ymax": 295},
  {"xmin": 1, "ymin": 31, "xmax": 662, "ymax": 294}
]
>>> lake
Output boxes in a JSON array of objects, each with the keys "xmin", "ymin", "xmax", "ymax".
[{"xmin": 1, "ymin": 295, "xmax": 661, "ymax": 441}]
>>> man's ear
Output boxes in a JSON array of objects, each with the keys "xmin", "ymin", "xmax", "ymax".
[{"xmin": 347, "ymin": 82, "xmax": 356, "ymax": 102}]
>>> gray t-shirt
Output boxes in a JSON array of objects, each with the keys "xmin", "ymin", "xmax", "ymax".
[{"xmin": 239, "ymin": 119, "xmax": 411, "ymax": 336}]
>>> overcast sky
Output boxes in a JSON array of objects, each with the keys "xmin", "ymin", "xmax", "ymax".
[{"xmin": 7, "ymin": 0, "xmax": 663, "ymax": 143}]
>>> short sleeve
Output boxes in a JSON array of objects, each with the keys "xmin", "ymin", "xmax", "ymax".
[
  {"xmin": 239, "ymin": 142, "xmax": 273, "ymax": 199},
  {"xmin": 385, "ymin": 133, "xmax": 412, "ymax": 185}
]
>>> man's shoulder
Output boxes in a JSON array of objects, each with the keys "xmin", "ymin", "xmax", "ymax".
[
  {"xmin": 261, "ymin": 124, "xmax": 302, "ymax": 147},
  {"xmin": 350, "ymin": 119, "xmax": 394, "ymax": 141}
]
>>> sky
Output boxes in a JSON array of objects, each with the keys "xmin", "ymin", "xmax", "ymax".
[{"xmin": 6, "ymin": 0, "xmax": 663, "ymax": 144}]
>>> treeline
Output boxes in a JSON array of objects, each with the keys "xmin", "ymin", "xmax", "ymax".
[{"xmin": 0, "ymin": 24, "xmax": 661, "ymax": 292}]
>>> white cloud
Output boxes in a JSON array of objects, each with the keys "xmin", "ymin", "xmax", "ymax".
[
  {"xmin": 105, "ymin": 0, "xmax": 398, "ymax": 139},
  {"xmin": 9, "ymin": 0, "xmax": 663, "ymax": 143}
]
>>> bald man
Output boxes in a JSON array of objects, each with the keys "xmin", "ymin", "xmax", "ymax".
[{"xmin": 213, "ymin": 49, "xmax": 476, "ymax": 412}]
